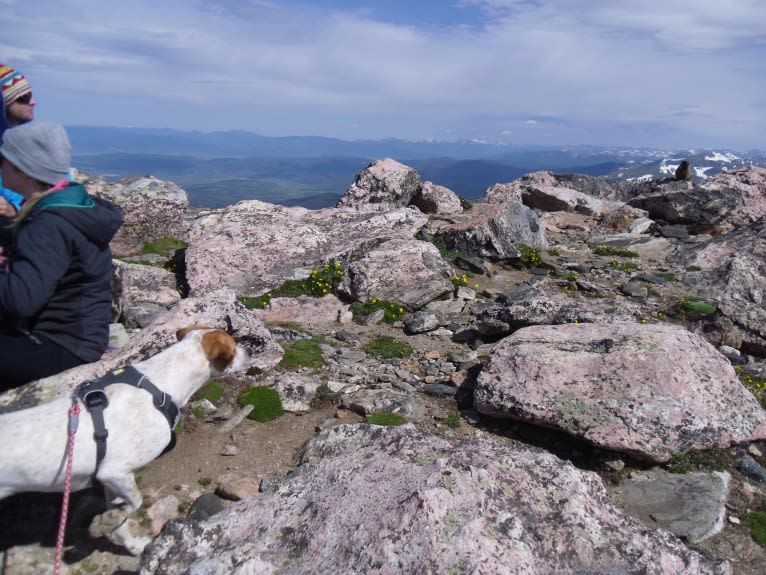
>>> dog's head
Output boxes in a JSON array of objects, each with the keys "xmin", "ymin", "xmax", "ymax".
[{"xmin": 176, "ymin": 326, "xmax": 249, "ymax": 373}]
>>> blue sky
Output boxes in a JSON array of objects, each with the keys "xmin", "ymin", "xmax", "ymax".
[{"xmin": 2, "ymin": 0, "xmax": 765, "ymax": 149}]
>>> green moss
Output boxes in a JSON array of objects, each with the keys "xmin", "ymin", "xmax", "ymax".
[
  {"xmin": 516, "ymin": 243, "xmax": 541, "ymax": 268},
  {"xmin": 310, "ymin": 384, "xmax": 342, "ymax": 408},
  {"xmin": 362, "ymin": 335, "xmax": 413, "ymax": 359},
  {"xmin": 736, "ymin": 367, "xmax": 766, "ymax": 410},
  {"xmin": 238, "ymin": 295, "xmax": 270, "ymax": 309},
  {"xmin": 367, "ymin": 411, "xmax": 407, "ymax": 426},
  {"xmin": 116, "ymin": 258, "xmax": 155, "ymax": 266},
  {"xmin": 193, "ymin": 380, "xmax": 225, "ymax": 403},
  {"xmin": 237, "ymin": 386, "xmax": 284, "ymax": 422},
  {"xmin": 593, "ymin": 245, "xmax": 639, "ymax": 258},
  {"xmin": 744, "ymin": 510, "xmax": 766, "ymax": 547},
  {"xmin": 271, "ymin": 321, "xmax": 306, "ymax": 332},
  {"xmin": 350, "ymin": 297, "xmax": 405, "ymax": 323},
  {"xmin": 416, "ymin": 231, "xmax": 468, "ymax": 260},
  {"xmin": 141, "ymin": 236, "xmax": 188, "ymax": 257},
  {"xmin": 445, "ymin": 412, "xmax": 461, "ymax": 429},
  {"xmin": 425, "ymin": 234, "xmax": 450, "ymax": 257},
  {"xmin": 609, "ymin": 259, "xmax": 638, "ymax": 273},
  {"xmin": 71, "ymin": 557, "xmax": 100, "ymax": 574},
  {"xmin": 279, "ymin": 338, "xmax": 325, "ymax": 369},
  {"xmin": 668, "ymin": 296, "xmax": 717, "ymax": 321},
  {"xmin": 666, "ymin": 448, "xmax": 730, "ymax": 474},
  {"xmin": 238, "ymin": 260, "xmax": 345, "ymax": 309},
  {"xmin": 680, "ymin": 298, "xmax": 716, "ymax": 316}
]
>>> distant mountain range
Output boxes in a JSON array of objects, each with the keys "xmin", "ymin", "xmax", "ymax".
[{"xmin": 67, "ymin": 126, "xmax": 766, "ymax": 209}]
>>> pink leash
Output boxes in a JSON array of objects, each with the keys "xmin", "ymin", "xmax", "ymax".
[{"xmin": 54, "ymin": 397, "xmax": 81, "ymax": 575}]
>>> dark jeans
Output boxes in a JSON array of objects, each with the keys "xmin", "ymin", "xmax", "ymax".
[
  {"xmin": 0, "ymin": 331, "xmax": 84, "ymax": 392},
  {"xmin": 0, "ymin": 215, "xmax": 14, "ymax": 249}
]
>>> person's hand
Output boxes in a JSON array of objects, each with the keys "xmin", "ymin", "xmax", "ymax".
[
  {"xmin": 0, "ymin": 246, "xmax": 7, "ymax": 270},
  {"xmin": 0, "ymin": 197, "xmax": 17, "ymax": 218}
]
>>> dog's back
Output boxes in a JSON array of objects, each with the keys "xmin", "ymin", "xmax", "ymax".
[{"xmin": 0, "ymin": 396, "xmax": 97, "ymax": 498}]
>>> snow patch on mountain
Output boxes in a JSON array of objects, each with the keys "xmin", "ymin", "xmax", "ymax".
[
  {"xmin": 694, "ymin": 166, "xmax": 714, "ymax": 178},
  {"xmin": 705, "ymin": 152, "xmax": 740, "ymax": 163},
  {"xmin": 659, "ymin": 159, "xmax": 684, "ymax": 176}
]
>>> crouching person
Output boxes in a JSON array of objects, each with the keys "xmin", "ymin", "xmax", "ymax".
[{"xmin": 0, "ymin": 122, "xmax": 123, "ymax": 390}]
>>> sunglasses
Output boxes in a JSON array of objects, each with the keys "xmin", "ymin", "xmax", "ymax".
[{"xmin": 12, "ymin": 92, "xmax": 33, "ymax": 105}]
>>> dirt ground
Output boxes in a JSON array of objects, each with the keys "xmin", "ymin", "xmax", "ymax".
[
  {"xmin": 0, "ymin": 382, "xmax": 478, "ymax": 575},
  {"xmin": 2, "ymin": 391, "xmax": 766, "ymax": 574},
  {"xmin": 2, "ymin": 244, "xmax": 766, "ymax": 573},
  {"xmin": 0, "ymin": 401, "xmax": 356, "ymax": 574}
]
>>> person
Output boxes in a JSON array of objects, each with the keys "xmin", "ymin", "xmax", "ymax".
[
  {"xmin": 0, "ymin": 122, "xmax": 123, "ymax": 390},
  {"xmin": 0, "ymin": 64, "xmax": 34, "ymax": 218}
]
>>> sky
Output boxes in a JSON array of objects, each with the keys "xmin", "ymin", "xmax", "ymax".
[{"xmin": 2, "ymin": 0, "xmax": 765, "ymax": 150}]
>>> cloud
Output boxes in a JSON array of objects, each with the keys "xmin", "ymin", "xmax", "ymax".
[{"xmin": 0, "ymin": 0, "xmax": 764, "ymax": 148}]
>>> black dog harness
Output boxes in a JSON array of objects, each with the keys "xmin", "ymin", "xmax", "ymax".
[{"xmin": 76, "ymin": 366, "xmax": 180, "ymax": 469}]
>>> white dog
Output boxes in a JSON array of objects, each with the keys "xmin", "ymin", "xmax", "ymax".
[{"xmin": 0, "ymin": 327, "xmax": 248, "ymax": 553}]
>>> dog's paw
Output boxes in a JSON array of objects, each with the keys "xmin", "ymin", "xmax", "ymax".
[
  {"xmin": 109, "ymin": 518, "xmax": 153, "ymax": 556},
  {"xmin": 91, "ymin": 511, "xmax": 152, "ymax": 555},
  {"xmin": 89, "ymin": 508, "xmax": 127, "ymax": 538}
]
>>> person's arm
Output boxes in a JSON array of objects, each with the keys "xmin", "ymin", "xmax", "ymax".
[
  {"xmin": 0, "ymin": 194, "xmax": 19, "ymax": 217},
  {"xmin": 0, "ymin": 170, "xmax": 23, "ymax": 215},
  {"xmin": 0, "ymin": 214, "xmax": 72, "ymax": 318}
]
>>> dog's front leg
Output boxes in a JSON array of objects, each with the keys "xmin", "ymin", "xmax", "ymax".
[
  {"xmin": 90, "ymin": 472, "xmax": 151, "ymax": 555},
  {"xmin": 99, "ymin": 471, "xmax": 143, "ymax": 512}
]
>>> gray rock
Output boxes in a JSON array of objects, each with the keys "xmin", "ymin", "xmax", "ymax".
[
  {"xmin": 342, "ymin": 388, "xmax": 426, "ymax": 422},
  {"xmin": 675, "ymin": 218, "xmax": 766, "ymax": 355},
  {"xmin": 621, "ymin": 281, "xmax": 649, "ymax": 298},
  {"xmin": 628, "ymin": 166, "xmax": 766, "ymax": 235},
  {"xmin": 436, "ymin": 200, "xmax": 548, "ymax": 261},
  {"xmin": 112, "ymin": 260, "xmax": 181, "ymax": 328},
  {"xmin": 405, "ymin": 311, "xmax": 441, "ymax": 334},
  {"xmin": 411, "ymin": 180, "xmax": 463, "ymax": 214},
  {"xmin": 474, "ymin": 321, "xmax": 766, "ymax": 462},
  {"xmin": 185, "ymin": 202, "xmax": 426, "ymax": 296},
  {"xmin": 422, "ymin": 383, "xmax": 457, "ymax": 397},
  {"xmin": 272, "ymin": 373, "xmax": 322, "ymax": 413},
  {"xmin": 254, "ymin": 295, "xmax": 349, "ymax": 332},
  {"xmin": 336, "ymin": 158, "xmax": 422, "ymax": 211},
  {"xmin": 339, "ymin": 238, "xmax": 453, "ymax": 309},
  {"xmin": 90, "ymin": 174, "xmax": 190, "ymax": 257},
  {"xmin": 613, "ymin": 469, "xmax": 731, "ymax": 543},
  {"xmin": 141, "ymin": 425, "xmax": 729, "ymax": 575},
  {"xmin": 735, "ymin": 454, "xmax": 766, "ymax": 483},
  {"xmin": 186, "ymin": 493, "xmax": 225, "ymax": 523}
]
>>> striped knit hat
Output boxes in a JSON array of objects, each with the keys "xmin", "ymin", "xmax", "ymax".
[{"xmin": 0, "ymin": 64, "xmax": 32, "ymax": 106}]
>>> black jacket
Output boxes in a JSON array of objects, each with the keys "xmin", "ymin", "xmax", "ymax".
[{"xmin": 0, "ymin": 183, "xmax": 124, "ymax": 361}]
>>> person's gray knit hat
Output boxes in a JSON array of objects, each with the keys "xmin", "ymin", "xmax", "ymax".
[{"xmin": 0, "ymin": 122, "xmax": 70, "ymax": 185}]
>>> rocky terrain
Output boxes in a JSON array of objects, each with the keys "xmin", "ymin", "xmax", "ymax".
[{"xmin": 1, "ymin": 160, "xmax": 766, "ymax": 574}]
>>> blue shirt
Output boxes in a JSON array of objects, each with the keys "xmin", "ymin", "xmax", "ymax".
[
  {"xmin": 0, "ymin": 98, "xmax": 24, "ymax": 211},
  {"xmin": 0, "ymin": 175, "xmax": 24, "ymax": 212}
]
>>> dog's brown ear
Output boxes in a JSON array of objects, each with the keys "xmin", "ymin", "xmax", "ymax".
[
  {"xmin": 201, "ymin": 329, "xmax": 237, "ymax": 371},
  {"xmin": 176, "ymin": 325, "xmax": 217, "ymax": 341}
]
